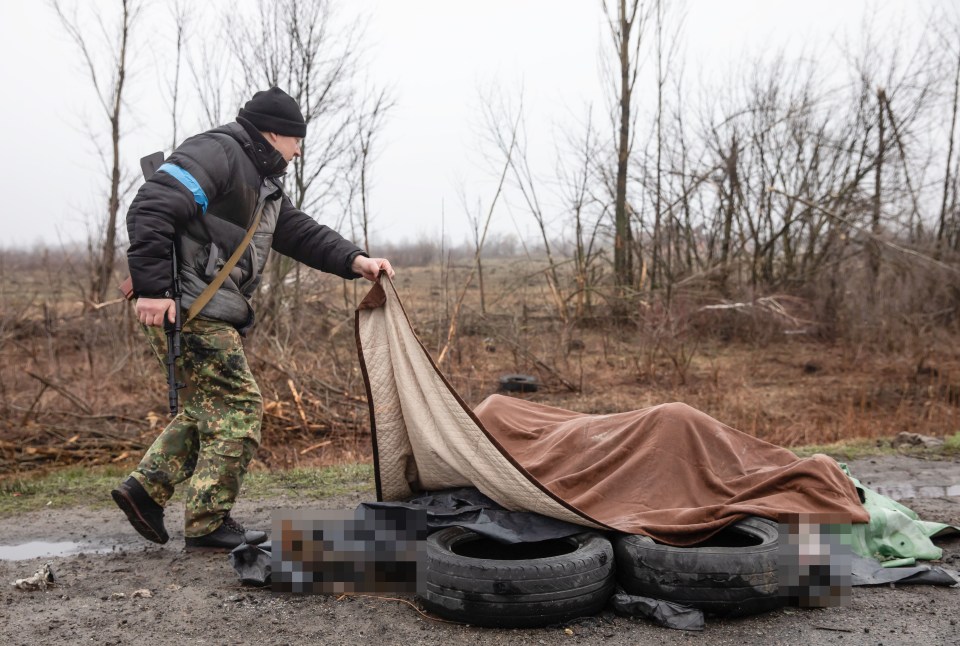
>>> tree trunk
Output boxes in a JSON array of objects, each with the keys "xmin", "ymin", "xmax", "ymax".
[
  {"xmin": 652, "ymin": 0, "xmax": 664, "ymax": 292},
  {"xmin": 720, "ymin": 134, "xmax": 738, "ymax": 294},
  {"xmin": 937, "ymin": 48, "xmax": 960, "ymax": 258},
  {"xmin": 613, "ymin": 0, "xmax": 635, "ymax": 299},
  {"xmin": 870, "ymin": 88, "xmax": 885, "ymax": 300},
  {"xmin": 93, "ymin": 0, "xmax": 130, "ymax": 306}
]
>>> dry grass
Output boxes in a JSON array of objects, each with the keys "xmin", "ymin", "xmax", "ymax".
[{"xmin": 1, "ymin": 253, "xmax": 959, "ymax": 479}]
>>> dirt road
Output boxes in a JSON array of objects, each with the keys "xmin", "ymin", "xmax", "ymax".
[{"xmin": 1, "ymin": 455, "xmax": 958, "ymax": 646}]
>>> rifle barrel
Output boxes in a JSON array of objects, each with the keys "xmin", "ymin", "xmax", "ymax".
[
  {"xmin": 166, "ymin": 330, "xmax": 178, "ymax": 415},
  {"xmin": 166, "ymin": 243, "xmax": 184, "ymax": 416}
]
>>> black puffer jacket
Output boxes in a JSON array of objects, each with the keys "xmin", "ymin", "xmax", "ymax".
[{"xmin": 126, "ymin": 118, "xmax": 365, "ymax": 331}]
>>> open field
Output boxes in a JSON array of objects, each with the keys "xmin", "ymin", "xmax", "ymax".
[{"xmin": 2, "ymin": 254, "xmax": 960, "ymax": 478}]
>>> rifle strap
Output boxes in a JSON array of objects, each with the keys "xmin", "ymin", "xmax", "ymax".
[{"xmin": 185, "ymin": 205, "xmax": 263, "ymax": 323}]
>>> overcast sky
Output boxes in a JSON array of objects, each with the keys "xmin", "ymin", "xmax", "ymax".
[{"xmin": 0, "ymin": 0, "xmax": 940, "ymax": 251}]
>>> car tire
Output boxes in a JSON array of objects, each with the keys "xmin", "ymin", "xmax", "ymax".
[
  {"xmin": 614, "ymin": 517, "xmax": 783, "ymax": 617},
  {"xmin": 421, "ymin": 527, "xmax": 615, "ymax": 627}
]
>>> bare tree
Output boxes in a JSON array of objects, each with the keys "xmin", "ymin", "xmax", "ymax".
[
  {"xmin": 482, "ymin": 92, "xmax": 569, "ymax": 322},
  {"xmin": 559, "ymin": 110, "xmax": 604, "ymax": 319},
  {"xmin": 188, "ymin": 32, "xmax": 232, "ymax": 129},
  {"xmin": 601, "ymin": 0, "xmax": 652, "ymax": 304},
  {"xmin": 650, "ymin": 0, "xmax": 686, "ymax": 291},
  {"xmin": 352, "ymin": 88, "xmax": 394, "ymax": 254},
  {"xmin": 870, "ymin": 87, "xmax": 886, "ymax": 297},
  {"xmin": 166, "ymin": 0, "xmax": 189, "ymax": 151},
  {"xmin": 223, "ymin": 0, "xmax": 384, "ymax": 331},
  {"xmin": 936, "ymin": 18, "xmax": 960, "ymax": 256},
  {"xmin": 52, "ymin": 0, "xmax": 140, "ymax": 306},
  {"xmin": 228, "ymin": 0, "xmax": 361, "ymax": 213},
  {"xmin": 460, "ymin": 192, "xmax": 487, "ymax": 314},
  {"xmin": 437, "ymin": 110, "xmax": 522, "ymax": 368}
]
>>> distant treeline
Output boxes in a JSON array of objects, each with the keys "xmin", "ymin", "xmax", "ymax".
[{"xmin": 43, "ymin": 0, "xmax": 960, "ymax": 342}]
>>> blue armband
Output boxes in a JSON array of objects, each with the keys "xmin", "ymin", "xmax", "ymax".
[{"xmin": 158, "ymin": 163, "xmax": 209, "ymax": 214}]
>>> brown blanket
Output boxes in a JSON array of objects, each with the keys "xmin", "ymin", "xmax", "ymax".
[
  {"xmin": 356, "ymin": 278, "xmax": 869, "ymax": 545},
  {"xmin": 474, "ymin": 395, "xmax": 869, "ymax": 544}
]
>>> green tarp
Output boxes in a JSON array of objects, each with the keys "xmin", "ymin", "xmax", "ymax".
[{"xmin": 841, "ymin": 463, "xmax": 958, "ymax": 566}]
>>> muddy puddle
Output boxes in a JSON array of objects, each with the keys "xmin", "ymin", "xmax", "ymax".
[
  {"xmin": 0, "ymin": 540, "xmax": 115, "ymax": 561},
  {"xmin": 871, "ymin": 483, "xmax": 960, "ymax": 500}
]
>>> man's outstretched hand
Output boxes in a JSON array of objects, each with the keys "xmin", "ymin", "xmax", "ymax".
[{"xmin": 352, "ymin": 256, "xmax": 395, "ymax": 281}]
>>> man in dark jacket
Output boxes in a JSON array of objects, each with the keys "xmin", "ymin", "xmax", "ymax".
[{"xmin": 112, "ymin": 87, "xmax": 394, "ymax": 550}]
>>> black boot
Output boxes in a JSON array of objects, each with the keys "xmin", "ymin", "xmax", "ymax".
[
  {"xmin": 184, "ymin": 514, "xmax": 267, "ymax": 550},
  {"xmin": 111, "ymin": 477, "xmax": 169, "ymax": 544}
]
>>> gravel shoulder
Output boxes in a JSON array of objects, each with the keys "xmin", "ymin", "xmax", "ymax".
[{"xmin": 1, "ymin": 455, "xmax": 958, "ymax": 646}]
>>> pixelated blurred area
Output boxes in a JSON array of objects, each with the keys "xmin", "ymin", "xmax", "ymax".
[
  {"xmin": 777, "ymin": 513, "xmax": 853, "ymax": 608},
  {"xmin": 272, "ymin": 507, "xmax": 427, "ymax": 595}
]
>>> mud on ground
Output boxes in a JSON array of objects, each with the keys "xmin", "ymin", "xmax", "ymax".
[{"xmin": 1, "ymin": 455, "xmax": 958, "ymax": 646}]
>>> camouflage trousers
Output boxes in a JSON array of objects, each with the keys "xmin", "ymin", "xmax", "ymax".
[{"xmin": 129, "ymin": 318, "xmax": 263, "ymax": 537}]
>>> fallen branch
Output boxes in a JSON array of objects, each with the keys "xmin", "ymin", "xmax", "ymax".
[
  {"xmin": 88, "ymin": 297, "xmax": 126, "ymax": 310},
  {"xmin": 6, "ymin": 404, "xmax": 144, "ymax": 426},
  {"xmin": 299, "ymin": 440, "xmax": 332, "ymax": 455},
  {"xmin": 25, "ymin": 371, "xmax": 92, "ymax": 415},
  {"xmin": 19, "ymin": 382, "xmax": 49, "ymax": 428},
  {"xmin": 249, "ymin": 351, "xmax": 365, "ymax": 404},
  {"xmin": 340, "ymin": 594, "xmax": 460, "ymax": 624},
  {"xmin": 287, "ymin": 379, "xmax": 310, "ymax": 433},
  {"xmin": 699, "ymin": 295, "xmax": 813, "ymax": 328},
  {"xmin": 812, "ymin": 625, "xmax": 854, "ymax": 633}
]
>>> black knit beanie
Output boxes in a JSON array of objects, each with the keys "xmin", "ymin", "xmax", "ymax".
[{"xmin": 237, "ymin": 87, "xmax": 307, "ymax": 138}]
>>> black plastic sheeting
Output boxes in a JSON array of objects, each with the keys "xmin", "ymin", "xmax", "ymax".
[
  {"xmin": 851, "ymin": 555, "xmax": 960, "ymax": 586},
  {"xmin": 611, "ymin": 589, "xmax": 705, "ymax": 631},
  {"xmin": 361, "ymin": 487, "xmax": 586, "ymax": 544},
  {"xmin": 229, "ymin": 541, "xmax": 271, "ymax": 587}
]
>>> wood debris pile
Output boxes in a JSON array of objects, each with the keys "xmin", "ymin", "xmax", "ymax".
[{"xmin": 0, "ymin": 372, "xmax": 371, "ymax": 477}]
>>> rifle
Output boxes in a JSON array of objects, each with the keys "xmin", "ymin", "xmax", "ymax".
[
  {"xmin": 138, "ymin": 151, "xmax": 184, "ymax": 416},
  {"xmin": 165, "ymin": 243, "xmax": 185, "ymax": 416}
]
